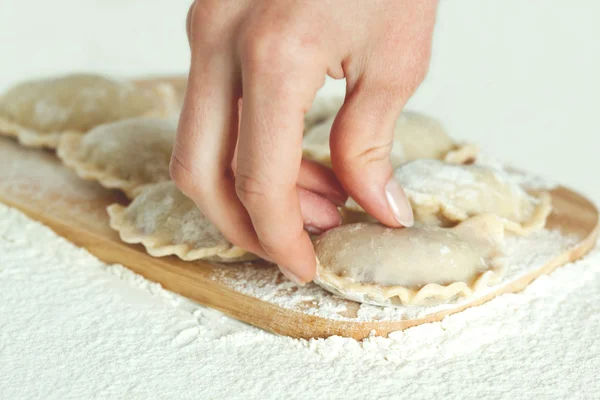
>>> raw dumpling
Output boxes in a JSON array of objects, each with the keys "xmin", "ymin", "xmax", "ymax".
[
  {"xmin": 302, "ymin": 111, "xmax": 478, "ymax": 167},
  {"xmin": 0, "ymin": 73, "xmax": 177, "ymax": 148},
  {"xmin": 314, "ymin": 214, "xmax": 506, "ymax": 307},
  {"xmin": 346, "ymin": 159, "xmax": 552, "ymax": 234},
  {"xmin": 57, "ymin": 117, "xmax": 176, "ymax": 198},
  {"xmin": 107, "ymin": 181, "xmax": 256, "ymax": 262}
]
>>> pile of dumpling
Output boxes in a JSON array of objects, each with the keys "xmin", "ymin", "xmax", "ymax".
[{"xmin": 0, "ymin": 74, "xmax": 553, "ymax": 308}]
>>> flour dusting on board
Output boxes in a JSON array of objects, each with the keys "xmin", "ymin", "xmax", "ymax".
[{"xmin": 0, "ymin": 139, "xmax": 110, "ymax": 202}]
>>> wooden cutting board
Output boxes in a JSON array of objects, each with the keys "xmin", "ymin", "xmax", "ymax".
[{"xmin": 0, "ymin": 78, "xmax": 598, "ymax": 339}]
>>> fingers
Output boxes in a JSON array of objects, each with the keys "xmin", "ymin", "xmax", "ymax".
[
  {"xmin": 297, "ymin": 187, "xmax": 342, "ymax": 235},
  {"xmin": 328, "ymin": 0, "xmax": 436, "ymax": 228},
  {"xmin": 329, "ymin": 79, "xmax": 416, "ymax": 228},
  {"xmin": 171, "ymin": 30, "xmax": 268, "ymax": 259},
  {"xmin": 185, "ymin": 1, "xmax": 195, "ymax": 44},
  {"xmin": 298, "ymin": 159, "xmax": 347, "ymax": 206},
  {"xmin": 235, "ymin": 100, "xmax": 347, "ymax": 207},
  {"xmin": 233, "ymin": 140, "xmax": 344, "ymax": 236},
  {"xmin": 236, "ymin": 39, "xmax": 325, "ymax": 283},
  {"xmin": 234, "ymin": 101, "xmax": 346, "ymax": 229}
]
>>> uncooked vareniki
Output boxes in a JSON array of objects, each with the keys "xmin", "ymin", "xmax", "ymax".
[
  {"xmin": 346, "ymin": 159, "xmax": 552, "ymax": 234},
  {"xmin": 58, "ymin": 117, "xmax": 176, "ymax": 198},
  {"xmin": 0, "ymin": 74, "xmax": 177, "ymax": 148},
  {"xmin": 314, "ymin": 214, "xmax": 506, "ymax": 307},
  {"xmin": 107, "ymin": 181, "xmax": 256, "ymax": 262},
  {"xmin": 302, "ymin": 111, "xmax": 477, "ymax": 167}
]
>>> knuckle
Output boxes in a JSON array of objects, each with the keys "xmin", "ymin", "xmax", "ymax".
[
  {"xmin": 188, "ymin": 0, "xmax": 234, "ymax": 48},
  {"xmin": 234, "ymin": 173, "xmax": 270, "ymax": 206},
  {"xmin": 258, "ymin": 227, "xmax": 304, "ymax": 260},
  {"xmin": 366, "ymin": 51, "xmax": 431, "ymax": 104},
  {"xmin": 338, "ymin": 140, "xmax": 395, "ymax": 171},
  {"xmin": 379, "ymin": 69, "xmax": 420, "ymax": 100},
  {"xmin": 257, "ymin": 237, "xmax": 284, "ymax": 258},
  {"xmin": 169, "ymin": 154, "xmax": 194, "ymax": 190},
  {"xmin": 405, "ymin": 63, "xmax": 429, "ymax": 91},
  {"xmin": 400, "ymin": 52, "xmax": 431, "ymax": 92},
  {"xmin": 240, "ymin": 27, "xmax": 301, "ymax": 72},
  {"xmin": 169, "ymin": 151, "xmax": 210, "ymax": 199}
]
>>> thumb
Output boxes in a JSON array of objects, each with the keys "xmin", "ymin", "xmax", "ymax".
[{"xmin": 329, "ymin": 85, "xmax": 414, "ymax": 228}]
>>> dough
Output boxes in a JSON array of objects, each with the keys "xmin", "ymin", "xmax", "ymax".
[
  {"xmin": 302, "ymin": 111, "xmax": 478, "ymax": 167},
  {"xmin": 0, "ymin": 73, "xmax": 177, "ymax": 148},
  {"xmin": 107, "ymin": 181, "xmax": 256, "ymax": 262},
  {"xmin": 345, "ymin": 159, "xmax": 552, "ymax": 234},
  {"xmin": 314, "ymin": 214, "xmax": 506, "ymax": 307},
  {"xmin": 57, "ymin": 117, "xmax": 176, "ymax": 198}
]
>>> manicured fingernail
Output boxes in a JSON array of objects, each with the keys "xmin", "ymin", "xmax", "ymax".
[
  {"xmin": 277, "ymin": 265, "xmax": 305, "ymax": 286},
  {"xmin": 384, "ymin": 177, "xmax": 414, "ymax": 227},
  {"xmin": 304, "ymin": 224, "xmax": 324, "ymax": 235}
]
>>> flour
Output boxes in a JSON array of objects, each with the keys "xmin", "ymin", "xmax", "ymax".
[
  {"xmin": 1, "ymin": 202, "xmax": 599, "ymax": 399},
  {"xmin": 396, "ymin": 159, "xmax": 483, "ymax": 192},
  {"xmin": 394, "ymin": 159, "xmax": 535, "ymax": 216},
  {"xmin": 476, "ymin": 153, "xmax": 559, "ymax": 191},
  {"xmin": 2, "ymin": 196, "xmax": 600, "ymax": 398}
]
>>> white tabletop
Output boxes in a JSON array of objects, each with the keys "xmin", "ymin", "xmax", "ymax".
[{"xmin": 1, "ymin": 1, "xmax": 599, "ymax": 398}]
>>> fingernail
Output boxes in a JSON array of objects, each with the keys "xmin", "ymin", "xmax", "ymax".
[
  {"xmin": 384, "ymin": 177, "xmax": 414, "ymax": 227},
  {"xmin": 277, "ymin": 265, "xmax": 305, "ymax": 286},
  {"xmin": 304, "ymin": 225, "xmax": 324, "ymax": 235}
]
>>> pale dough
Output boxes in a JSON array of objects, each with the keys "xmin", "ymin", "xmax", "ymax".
[
  {"xmin": 302, "ymin": 111, "xmax": 478, "ymax": 167},
  {"xmin": 57, "ymin": 117, "xmax": 176, "ymax": 198},
  {"xmin": 314, "ymin": 214, "xmax": 506, "ymax": 307},
  {"xmin": 345, "ymin": 159, "xmax": 552, "ymax": 234},
  {"xmin": 107, "ymin": 181, "xmax": 256, "ymax": 262},
  {"xmin": 0, "ymin": 73, "xmax": 177, "ymax": 148}
]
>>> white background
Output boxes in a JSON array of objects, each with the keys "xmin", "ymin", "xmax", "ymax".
[{"xmin": 1, "ymin": 0, "xmax": 599, "ymax": 199}]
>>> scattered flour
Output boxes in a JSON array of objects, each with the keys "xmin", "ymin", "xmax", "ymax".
[{"xmin": 1, "ymin": 202, "xmax": 599, "ymax": 398}]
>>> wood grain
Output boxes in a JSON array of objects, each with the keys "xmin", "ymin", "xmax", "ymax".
[{"xmin": 0, "ymin": 99, "xmax": 598, "ymax": 340}]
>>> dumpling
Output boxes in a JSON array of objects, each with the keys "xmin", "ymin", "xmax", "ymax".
[
  {"xmin": 345, "ymin": 159, "xmax": 552, "ymax": 234},
  {"xmin": 107, "ymin": 181, "xmax": 256, "ymax": 262},
  {"xmin": 57, "ymin": 117, "xmax": 176, "ymax": 198},
  {"xmin": 134, "ymin": 75, "xmax": 187, "ymax": 110},
  {"xmin": 314, "ymin": 214, "xmax": 506, "ymax": 307},
  {"xmin": 0, "ymin": 73, "xmax": 177, "ymax": 148},
  {"xmin": 302, "ymin": 110, "xmax": 478, "ymax": 167}
]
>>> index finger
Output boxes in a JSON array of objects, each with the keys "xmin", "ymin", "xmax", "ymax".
[{"xmin": 236, "ymin": 58, "xmax": 325, "ymax": 284}]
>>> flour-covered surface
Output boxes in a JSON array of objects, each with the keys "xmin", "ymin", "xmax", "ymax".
[
  {"xmin": 0, "ymin": 138, "xmax": 118, "ymax": 227},
  {"xmin": 1, "ymin": 204, "xmax": 599, "ymax": 399}
]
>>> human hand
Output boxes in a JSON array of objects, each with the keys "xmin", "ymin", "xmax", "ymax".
[{"xmin": 171, "ymin": 0, "xmax": 438, "ymax": 284}]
